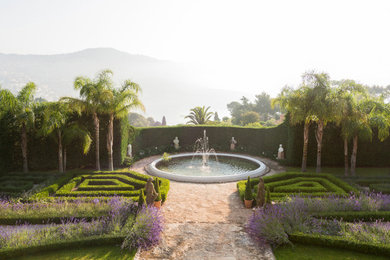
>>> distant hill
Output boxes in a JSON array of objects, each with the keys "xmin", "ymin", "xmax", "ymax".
[{"xmin": 0, "ymin": 48, "xmax": 247, "ymax": 124}]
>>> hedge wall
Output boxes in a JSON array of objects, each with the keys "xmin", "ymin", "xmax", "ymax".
[
  {"xmin": 131, "ymin": 118, "xmax": 390, "ymax": 167},
  {"xmin": 0, "ymin": 114, "xmax": 134, "ymax": 172},
  {"xmin": 131, "ymin": 123, "xmax": 289, "ymax": 160}
]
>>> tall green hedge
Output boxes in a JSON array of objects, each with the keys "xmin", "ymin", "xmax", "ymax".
[
  {"xmin": 0, "ymin": 114, "xmax": 134, "ymax": 172},
  {"xmin": 131, "ymin": 123, "xmax": 289, "ymax": 160}
]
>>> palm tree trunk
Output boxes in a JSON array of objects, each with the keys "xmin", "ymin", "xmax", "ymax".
[
  {"xmin": 350, "ymin": 135, "xmax": 358, "ymax": 176},
  {"xmin": 57, "ymin": 130, "xmax": 64, "ymax": 173},
  {"xmin": 315, "ymin": 120, "xmax": 324, "ymax": 173},
  {"xmin": 107, "ymin": 113, "xmax": 114, "ymax": 171},
  {"xmin": 344, "ymin": 137, "xmax": 349, "ymax": 176},
  {"xmin": 93, "ymin": 113, "xmax": 100, "ymax": 171},
  {"xmin": 21, "ymin": 122, "xmax": 28, "ymax": 173},
  {"xmin": 63, "ymin": 147, "xmax": 67, "ymax": 173},
  {"xmin": 301, "ymin": 121, "xmax": 310, "ymax": 172}
]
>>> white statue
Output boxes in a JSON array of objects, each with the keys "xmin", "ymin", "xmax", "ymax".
[
  {"xmin": 127, "ymin": 144, "xmax": 132, "ymax": 158},
  {"xmin": 230, "ymin": 137, "xmax": 237, "ymax": 151},
  {"xmin": 277, "ymin": 144, "xmax": 284, "ymax": 159},
  {"xmin": 173, "ymin": 137, "xmax": 180, "ymax": 150}
]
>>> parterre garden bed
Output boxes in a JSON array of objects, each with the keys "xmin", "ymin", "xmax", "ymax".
[
  {"xmin": 237, "ymin": 172, "xmax": 357, "ymax": 202},
  {"xmin": 30, "ymin": 170, "xmax": 169, "ymax": 202},
  {"xmin": 0, "ymin": 169, "xmax": 169, "ymax": 259},
  {"xmin": 240, "ymin": 171, "xmax": 390, "ymax": 258},
  {"xmin": 0, "ymin": 172, "xmax": 60, "ymax": 197}
]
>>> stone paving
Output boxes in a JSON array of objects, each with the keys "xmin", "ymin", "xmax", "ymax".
[{"xmin": 131, "ymin": 155, "xmax": 284, "ymax": 260}]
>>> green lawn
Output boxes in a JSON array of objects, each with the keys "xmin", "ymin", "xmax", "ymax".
[
  {"xmin": 13, "ymin": 245, "xmax": 136, "ymax": 260},
  {"xmin": 274, "ymin": 244, "xmax": 388, "ymax": 260},
  {"xmin": 287, "ymin": 167, "xmax": 390, "ymax": 177}
]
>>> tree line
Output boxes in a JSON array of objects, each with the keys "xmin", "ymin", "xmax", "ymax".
[
  {"xmin": 0, "ymin": 70, "xmax": 144, "ymax": 173},
  {"xmin": 274, "ymin": 71, "xmax": 390, "ymax": 176}
]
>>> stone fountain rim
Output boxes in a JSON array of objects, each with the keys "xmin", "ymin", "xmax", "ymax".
[{"xmin": 145, "ymin": 152, "xmax": 267, "ymax": 183}]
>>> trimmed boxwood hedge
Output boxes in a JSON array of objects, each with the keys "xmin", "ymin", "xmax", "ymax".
[
  {"xmin": 0, "ymin": 172, "xmax": 60, "ymax": 195},
  {"xmin": 0, "ymin": 215, "xmax": 104, "ymax": 225},
  {"xmin": 289, "ymin": 233, "xmax": 390, "ymax": 257},
  {"xmin": 0, "ymin": 235, "xmax": 128, "ymax": 259},
  {"xmin": 237, "ymin": 172, "xmax": 357, "ymax": 201},
  {"xmin": 313, "ymin": 211, "xmax": 390, "ymax": 222}
]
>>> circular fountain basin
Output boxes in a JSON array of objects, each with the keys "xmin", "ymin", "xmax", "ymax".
[{"xmin": 145, "ymin": 153, "xmax": 267, "ymax": 183}]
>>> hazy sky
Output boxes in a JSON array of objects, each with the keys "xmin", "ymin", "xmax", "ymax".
[{"xmin": 1, "ymin": 0, "xmax": 390, "ymax": 96}]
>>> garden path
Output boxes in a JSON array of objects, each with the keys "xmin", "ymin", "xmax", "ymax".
[{"xmin": 131, "ymin": 155, "xmax": 284, "ymax": 260}]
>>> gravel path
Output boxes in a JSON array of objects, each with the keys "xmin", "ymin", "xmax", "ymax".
[{"xmin": 131, "ymin": 155, "xmax": 283, "ymax": 260}]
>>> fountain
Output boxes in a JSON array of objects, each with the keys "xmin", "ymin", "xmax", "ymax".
[
  {"xmin": 146, "ymin": 130, "xmax": 267, "ymax": 183},
  {"xmin": 193, "ymin": 130, "xmax": 217, "ymax": 167}
]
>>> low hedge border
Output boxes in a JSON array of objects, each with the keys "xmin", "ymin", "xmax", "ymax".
[
  {"xmin": 0, "ymin": 215, "xmax": 105, "ymax": 225},
  {"xmin": 29, "ymin": 172, "xmax": 75, "ymax": 200},
  {"xmin": 271, "ymin": 178, "xmax": 339, "ymax": 193},
  {"xmin": 313, "ymin": 211, "xmax": 390, "ymax": 222},
  {"xmin": 0, "ymin": 235, "xmax": 128, "ymax": 259},
  {"xmin": 369, "ymin": 183, "xmax": 390, "ymax": 194},
  {"xmin": 288, "ymin": 233, "xmax": 390, "ymax": 257}
]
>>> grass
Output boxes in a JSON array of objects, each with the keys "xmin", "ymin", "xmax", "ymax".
[
  {"xmin": 287, "ymin": 167, "xmax": 390, "ymax": 177},
  {"xmin": 273, "ymin": 244, "xmax": 388, "ymax": 260},
  {"xmin": 13, "ymin": 245, "xmax": 136, "ymax": 260}
]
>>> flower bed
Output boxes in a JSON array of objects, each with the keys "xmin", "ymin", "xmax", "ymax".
[
  {"xmin": 0, "ymin": 198, "xmax": 164, "ymax": 259},
  {"xmin": 247, "ymin": 193, "xmax": 390, "ymax": 257}
]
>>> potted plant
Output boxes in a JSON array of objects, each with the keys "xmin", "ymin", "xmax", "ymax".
[
  {"xmin": 154, "ymin": 177, "xmax": 162, "ymax": 208},
  {"xmin": 244, "ymin": 176, "xmax": 253, "ymax": 208}
]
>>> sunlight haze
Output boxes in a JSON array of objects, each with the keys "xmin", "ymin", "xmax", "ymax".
[{"xmin": 1, "ymin": 0, "xmax": 390, "ymax": 123}]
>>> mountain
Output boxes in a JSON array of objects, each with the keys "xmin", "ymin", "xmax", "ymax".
[{"xmin": 0, "ymin": 48, "xmax": 247, "ymax": 124}]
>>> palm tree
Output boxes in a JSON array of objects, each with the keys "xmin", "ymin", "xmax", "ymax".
[
  {"xmin": 273, "ymin": 85, "xmax": 313, "ymax": 172},
  {"xmin": 103, "ymin": 79, "xmax": 144, "ymax": 171},
  {"xmin": 333, "ymin": 80, "xmax": 367, "ymax": 176},
  {"xmin": 185, "ymin": 106, "xmax": 214, "ymax": 125},
  {"xmin": 62, "ymin": 70, "xmax": 113, "ymax": 171},
  {"xmin": 40, "ymin": 102, "xmax": 91, "ymax": 173},
  {"xmin": 350, "ymin": 97, "xmax": 390, "ymax": 176},
  {"xmin": 0, "ymin": 82, "xmax": 36, "ymax": 173},
  {"xmin": 303, "ymin": 72, "xmax": 335, "ymax": 173}
]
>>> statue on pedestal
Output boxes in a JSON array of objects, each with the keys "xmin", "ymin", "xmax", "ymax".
[
  {"xmin": 277, "ymin": 144, "xmax": 284, "ymax": 159},
  {"xmin": 145, "ymin": 178, "xmax": 158, "ymax": 205},
  {"xmin": 127, "ymin": 144, "xmax": 132, "ymax": 158},
  {"xmin": 230, "ymin": 137, "xmax": 237, "ymax": 151},
  {"xmin": 173, "ymin": 137, "xmax": 180, "ymax": 150}
]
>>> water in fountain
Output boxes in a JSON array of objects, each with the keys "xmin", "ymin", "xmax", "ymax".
[{"xmin": 193, "ymin": 130, "xmax": 218, "ymax": 167}]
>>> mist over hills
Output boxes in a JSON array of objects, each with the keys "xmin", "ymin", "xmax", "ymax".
[{"xmin": 0, "ymin": 48, "xmax": 249, "ymax": 124}]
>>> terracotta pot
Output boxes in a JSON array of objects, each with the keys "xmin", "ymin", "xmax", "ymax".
[
  {"xmin": 154, "ymin": 200, "xmax": 162, "ymax": 208},
  {"xmin": 244, "ymin": 199, "xmax": 253, "ymax": 209}
]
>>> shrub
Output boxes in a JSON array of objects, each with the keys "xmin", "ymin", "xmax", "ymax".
[
  {"xmin": 122, "ymin": 206, "xmax": 164, "ymax": 251},
  {"xmin": 265, "ymin": 187, "xmax": 271, "ymax": 204},
  {"xmin": 245, "ymin": 177, "xmax": 253, "ymax": 200},
  {"xmin": 138, "ymin": 190, "xmax": 146, "ymax": 209}
]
